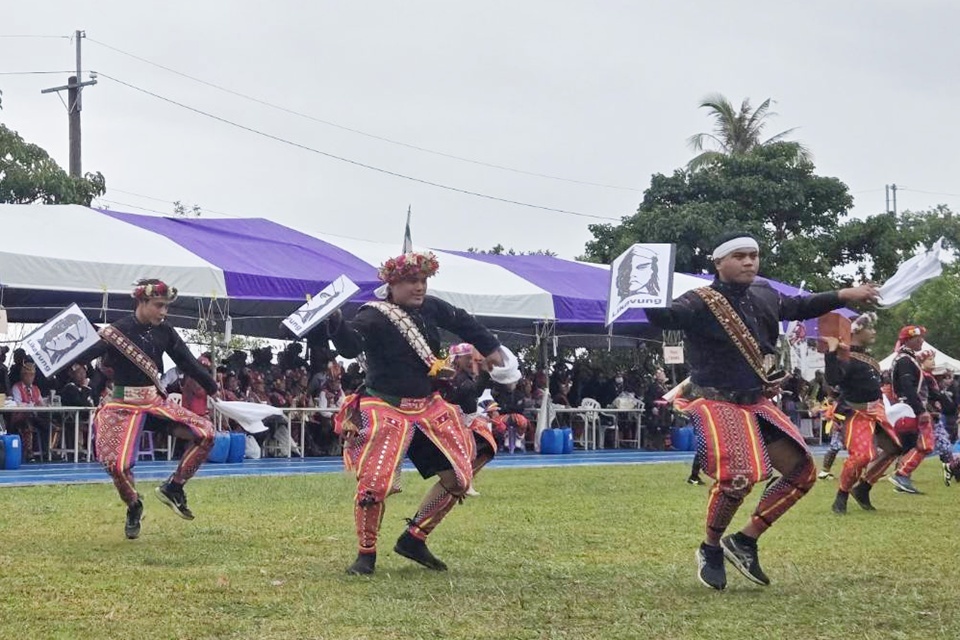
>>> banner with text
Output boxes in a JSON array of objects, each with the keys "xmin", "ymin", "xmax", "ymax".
[{"xmin": 606, "ymin": 243, "xmax": 676, "ymax": 325}]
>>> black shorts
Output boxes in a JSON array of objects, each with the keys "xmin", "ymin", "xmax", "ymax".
[{"xmin": 408, "ymin": 429, "xmax": 454, "ymax": 479}]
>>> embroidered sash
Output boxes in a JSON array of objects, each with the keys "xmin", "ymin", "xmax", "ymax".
[
  {"xmin": 99, "ymin": 325, "xmax": 166, "ymax": 395},
  {"xmin": 693, "ymin": 286, "xmax": 783, "ymax": 387},
  {"xmin": 849, "ymin": 351, "xmax": 881, "ymax": 372},
  {"xmin": 364, "ymin": 301, "xmax": 439, "ymax": 371}
]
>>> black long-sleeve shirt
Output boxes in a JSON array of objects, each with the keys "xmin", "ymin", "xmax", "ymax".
[
  {"xmin": 824, "ymin": 347, "xmax": 882, "ymax": 405},
  {"xmin": 84, "ymin": 315, "xmax": 218, "ymax": 395},
  {"xmin": 892, "ymin": 349, "xmax": 926, "ymax": 415},
  {"xmin": 441, "ymin": 370, "xmax": 479, "ymax": 414},
  {"xmin": 645, "ymin": 279, "xmax": 843, "ymax": 392},
  {"xmin": 331, "ymin": 296, "xmax": 500, "ymax": 399}
]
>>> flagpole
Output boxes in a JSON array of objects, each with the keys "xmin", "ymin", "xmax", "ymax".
[{"xmin": 402, "ymin": 205, "xmax": 413, "ymax": 253}]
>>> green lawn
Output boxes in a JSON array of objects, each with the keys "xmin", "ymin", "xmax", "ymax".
[{"xmin": 0, "ymin": 461, "xmax": 957, "ymax": 640}]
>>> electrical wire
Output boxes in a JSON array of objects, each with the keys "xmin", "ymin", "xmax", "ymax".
[
  {"xmin": 0, "ymin": 70, "xmax": 76, "ymax": 75},
  {"xmin": 87, "ymin": 37, "xmax": 640, "ymax": 192},
  {"xmin": 96, "ymin": 72, "xmax": 622, "ymax": 221}
]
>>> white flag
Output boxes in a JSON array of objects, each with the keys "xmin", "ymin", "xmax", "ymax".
[
  {"xmin": 877, "ymin": 237, "xmax": 945, "ymax": 308},
  {"xmin": 23, "ymin": 304, "xmax": 99, "ymax": 377},
  {"xmin": 282, "ymin": 275, "xmax": 360, "ymax": 338}
]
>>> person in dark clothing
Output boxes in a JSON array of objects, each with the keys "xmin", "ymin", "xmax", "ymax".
[
  {"xmin": 78, "ymin": 279, "xmax": 218, "ymax": 540},
  {"xmin": 329, "ymin": 251, "xmax": 504, "ymax": 575},
  {"xmin": 886, "ymin": 326, "xmax": 935, "ymax": 494},
  {"xmin": 646, "ymin": 231, "xmax": 878, "ymax": 591},
  {"xmin": 821, "ymin": 313, "xmax": 900, "ymax": 514}
]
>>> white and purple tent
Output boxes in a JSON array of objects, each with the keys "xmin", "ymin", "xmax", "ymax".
[{"xmin": 0, "ymin": 205, "xmax": 833, "ymax": 342}]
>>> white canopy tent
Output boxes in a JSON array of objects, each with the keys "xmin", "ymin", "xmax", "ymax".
[{"xmin": 879, "ymin": 342, "xmax": 960, "ymax": 373}]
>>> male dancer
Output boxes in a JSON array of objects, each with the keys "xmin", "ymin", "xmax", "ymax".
[
  {"xmin": 83, "ymin": 279, "xmax": 218, "ymax": 539},
  {"xmin": 821, "ymin": 313, "xmax": 900, "ymax": 514},
  {"xmin": 440, "ymin": 343, "xmax": 499, "ymax": 495},
  {"xmin": 646, "ymin": 232, "xmax": 878, "ymax": 590},
  {"xmin": 330, "ymin": 251, "xmax": 504, "ymax": 575},
  {"xmin": 887, "ymin": 327, "xmax": 934, "ymax": 494}
]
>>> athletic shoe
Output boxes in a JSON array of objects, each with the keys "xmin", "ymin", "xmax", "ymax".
[
  {"xmin": 155, "ymin": 482, "xmax": 195, "ymax": 520},
  {"xmin": 394, "ymin": 531, "xmax": 448, "ymax": 571},
  {"xmin": 943, "ymin": 463, "xmax": 953, "ymax": 487},
  {"xmin": 695, "ymin": 543, "xmax": 726, "ymax": 590},
  {"xmin": 850, "ymin": 482, "xmax": 876, "ymax": 511},
  {"xmin": 125, "ymin": 498, "xmax": 143, "ymax": 539},
  {"xmin": 817, "ymin": 470, "xmax": 835, "ymax": 480},
  {"xmin": 721, "ymin": 533, "xmax": 770, "ymax": 586},
  {"xmin": 888, "ymin": 474, "xmax": 920, "ymax": 494},
  {"xmin": 345, "ymin": 552, "xmax": 376, "ymax": 575},
  {"xmin": 831, "ymin": 491, "xmax": 848, "ymax": 515},
  {"xmin": 686, "ymin": 476, "xmax": 705, "ymax": 485}
]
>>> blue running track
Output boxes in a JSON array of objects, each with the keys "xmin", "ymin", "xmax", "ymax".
[{"xmin": 0, "ymin": 447, "xmax": 828, "ymax": 488}]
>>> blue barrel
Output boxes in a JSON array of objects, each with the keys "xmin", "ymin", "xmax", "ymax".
[
  {"xmin": 1, "ymin": 434, "xmax": 22, "ymax": 470},
  {"xmin": 953, "ymin": 440, "xmax": 960, "ymax": 455},
  {"xmin": 540, "ymin": 428, "xmax": 563, "ymax": 455},
  {"xmin": 227, "ymin": 432, "xmax": 246, "ymax": 463},
  {"xmin": 561, "ymin": 427, "xmax": 574, "ymax": 454},
  {"xmin": 207, "ymin": 432, "xmax": 231, "ymax": 463},
  {"xmin": 669, "ymin": 426, "xmax": 682, "ymax": 450},
  {"xmin": 675, "ymin": 426, "xmax": 695, "ymax": 452}
]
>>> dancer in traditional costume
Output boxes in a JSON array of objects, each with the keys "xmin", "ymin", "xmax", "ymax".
[
  {"xmin": 330, "ymin": 251, "xmax": 504, "ymax": 575},
  {"xmin": 440, "ymin": 343, "xmax": 500, "ymax": 496},
  {"xmin": 887, "ymin": 327, "xmax": 935, "ymax": 494},
  {"xmin": 821, "ymin": 313, "xmax": 900, "ymax": 514},
  {"xmin": 645, "ymin": 232, "xmax": 879, "ymax": 590},
  {"xmin": 82, "ymin": 279, "xmax": 218, "ymax": 539}
]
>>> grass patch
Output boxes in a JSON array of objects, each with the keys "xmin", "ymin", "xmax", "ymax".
[{"xmin": 1, "ymin": 461, "xmax": 958, "ymax": 639}]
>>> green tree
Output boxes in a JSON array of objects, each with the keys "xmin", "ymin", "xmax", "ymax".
[
  {"xmin": 0, "ymin": 122, "xmax": 105, "ymax": 205},
  {"xmin": 687, "ymin": 94, "xmax": 809, "ymax": 170},
  {"xmin": 583, "ymin": 143, "xmax": 852, "ymax": 290}
]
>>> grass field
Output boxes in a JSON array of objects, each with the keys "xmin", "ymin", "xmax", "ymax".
[{"xmin": 0, "ymin": 461, "xmax": 957, "ymax": 640}]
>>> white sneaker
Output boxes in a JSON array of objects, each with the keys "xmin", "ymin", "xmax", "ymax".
[{"xmin": 465, "ymin": 485, "xmax": 481, "ymax": 497}]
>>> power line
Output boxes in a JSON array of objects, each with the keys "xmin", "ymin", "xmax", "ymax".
[
  {"xmin": 96, "ymin": 72, "xmax": 622, "ymax": 221},
  {"xmin": 87, "ymin": 37, "xmax": 640, "ymax": 192},
  {"xmin": 899, "ymin": 187, "xmax": 960, "ymax": 199},
  {"xmin": 0, "ymin": 70, "xmax": 76, "ymax": 76},
  {"xmin": 0, "ymin": 34, "xmax": 70, "ymax": 39}
]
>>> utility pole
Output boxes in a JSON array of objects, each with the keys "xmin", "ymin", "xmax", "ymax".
[
  {"xmin": 885, "ymin": 183, "xmax": 899, "ymax": 214},
  {"xmin": 40, "ymin": 30, "xmax": 97, "ymax": 177}
]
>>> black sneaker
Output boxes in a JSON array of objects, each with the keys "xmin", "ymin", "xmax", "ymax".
[
  {"xmin": 125, "ymin": 498, "xmax": 143, "ymax": 539},
  {"xmin": 695, "ymin": 543, "xmax": 726, "ymax": 590},
  {"xmin": 686, "ymin": 476, "xmax": 705, "ymax": 486},
  {"xmin": 394, "ymin": 531, "xmax": 448, "ymax": 571},
  {"xmin": 943, "ymin": 463, "xmax": 952, "ymax": 487},
  {"xmin": 831, "ymin": 491, "xmax": 848, "ymax": 515},
  {"xmin": 721, "ymin": 533, "xmax": 770, "ymax": 586},
  {"xmin": 345, "ymin": 552, "xmax": 376, "ymax": 575},
  {"xmin": 851, "ymin": 482, "xmax": 876, "ymax": 511},
  {"xmin": 155, "ymin": 482, "xmax": 195, "ymax": 520},
  {"xmin": 888, "ymin": 473, "xmax": 920, "ymax": 494}
]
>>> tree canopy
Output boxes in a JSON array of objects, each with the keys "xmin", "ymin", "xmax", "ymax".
[
  {"xmin": 0, "ymin": 122, "xmax": 105, "ymax": 205},
  {"xmin": 583, "ymin": 142, "xmax": 853, "ymax": 290}
]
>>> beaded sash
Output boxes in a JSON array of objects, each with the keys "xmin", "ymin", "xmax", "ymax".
[
  {"xmin": 99, "ymin": 325, "xmax": 166, "ymax": 395},
  {"xmin": 364, "ymin": 301, "xmax": 439, "ymax": 371},
  {"xmin": 693, "ymin": 286, "xmax": 784, "ymax": 387}
]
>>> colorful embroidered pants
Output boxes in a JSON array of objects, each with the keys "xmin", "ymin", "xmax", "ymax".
[
  {"xmin": 898, "ymin": 413, "xmax": 934, "ymax": 477},
  {"xmin": 337, "ymin": 394, "xmax": 474, "ymax": 554},
  {"xmin": 94, "ymin": 398, "xmax": 215, "ymax": 504},
  {"xmin": 677, "ymin": 396, "xmax": 816, "ymax": 541},
  {"xmin": 838, "ymin": 404, "xmax": 899, "ymax": 493}
]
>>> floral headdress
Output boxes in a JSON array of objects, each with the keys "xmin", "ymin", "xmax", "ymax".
[
  {"xmin": 377, "ymin": 251, "xmax": 440, "ymax": 284},
  {"xmin": 132, "ymin": 279, "xmax": 178, "ymax": 302}
]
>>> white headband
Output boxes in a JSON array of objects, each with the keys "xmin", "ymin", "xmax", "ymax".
[{"xmin": 712, "ymin": 237, "xmax": 759, "ymax": 260}]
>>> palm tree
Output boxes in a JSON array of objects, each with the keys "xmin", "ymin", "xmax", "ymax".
[{"xmin": 686, "ymin": 93, "xmax": 809, "ymax": 170}]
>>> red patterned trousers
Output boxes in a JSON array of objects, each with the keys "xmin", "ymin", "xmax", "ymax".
[
  {"xmin": 838, "ymin": 402, "xmax": 899, "ymax": 492},
  {"xmin": 676, "ymin": 396, "xmax": 816, "ymax": 541},
  {"xmin": 93, "ymin": 397, "xmax": 215, "ymax": 504}
]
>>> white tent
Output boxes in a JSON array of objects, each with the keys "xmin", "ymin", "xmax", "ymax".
[{"xmin": 878, "ymin": 342, "xmax": 960, "ymax": 373}]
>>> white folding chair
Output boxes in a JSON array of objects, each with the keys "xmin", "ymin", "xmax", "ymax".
[{"xmin": 578, "ymin": 398, "xmax": 602, "ymax": 450}]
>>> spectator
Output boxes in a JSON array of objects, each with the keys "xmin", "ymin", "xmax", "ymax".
[
  {"xmin": 0, "ymin": 345, "xmax": 9, "ymax": 394},
  {"xmin": 9, "ymin": 360, "xmax": 46, "ymax": 462}
]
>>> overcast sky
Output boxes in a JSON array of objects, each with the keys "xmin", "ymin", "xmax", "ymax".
[{"xmin": 2, "ymin": 1, "xmax": 958, "ymax": 260}]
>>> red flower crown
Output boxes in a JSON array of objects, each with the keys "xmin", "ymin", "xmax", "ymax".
[
  {"xmin": 377, "ymin": 251, "xmax": 440, "ymax": 284},
  {"xmin": 132, "ymin": 280, "xmax": 178, "ymax": 302}
]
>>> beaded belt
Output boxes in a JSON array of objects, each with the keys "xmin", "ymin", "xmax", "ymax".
[{"xmin": 113, "ymin": 385, "xmax": 158, "ymax": 402}]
